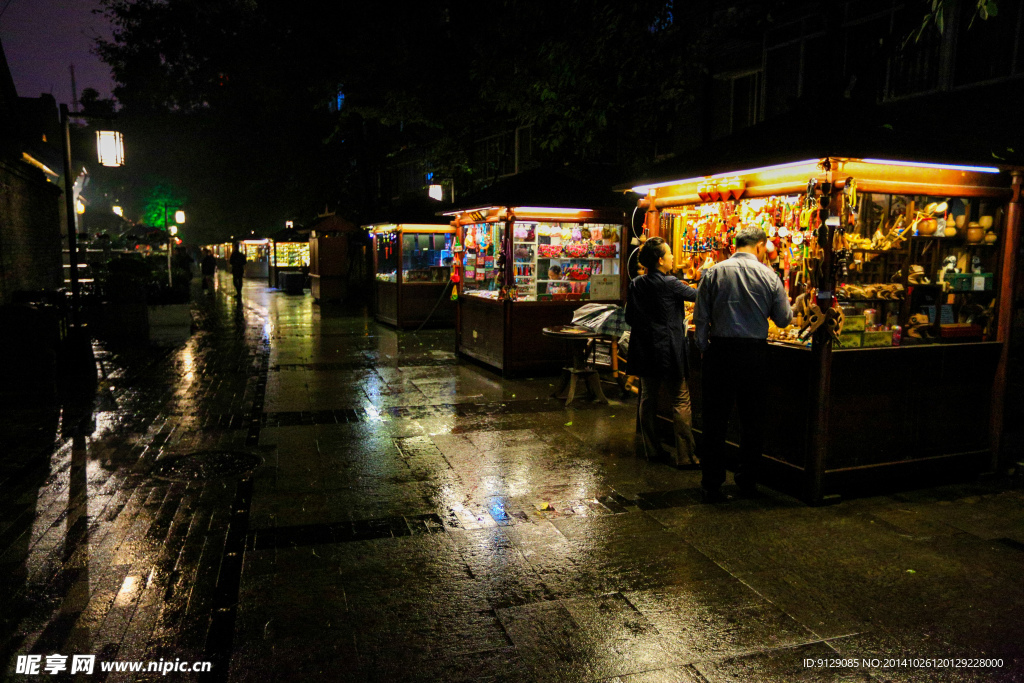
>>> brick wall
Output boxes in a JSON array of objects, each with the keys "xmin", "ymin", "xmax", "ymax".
[{"xmin": 0, "ymin": 159, "xmax": 62, "ymax": 304}]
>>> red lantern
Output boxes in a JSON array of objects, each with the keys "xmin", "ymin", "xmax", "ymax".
[{"xmin": 450, "ymin": 272, "xmax": 461, "ymax": 284}]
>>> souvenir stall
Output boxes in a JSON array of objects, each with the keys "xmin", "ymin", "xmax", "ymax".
[
  {"xmin": 448, "ymin": 204, "xmax": 628, "ymax": 376},
  {"xmin": 269, "ymin": 228, "xmax": 310, "ymax": 289},
  {"xmin": 626, "ymin": 155, "xmax": 1020, "ymax": 504},
  {"xmin": 367, "ymin": 223, "xmax": 456, "ymax": 328},
  {"xmin": 307, "ymin": 213, "xmax": 361, "ymax": 303}
]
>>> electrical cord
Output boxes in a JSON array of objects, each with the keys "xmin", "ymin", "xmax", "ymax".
[
  {"xmin": 411, "ymin": 279, "xmax": 455, "ymax": 334},
  {"xmin": 627, "ymin": 204, "xmax": 643, "ymax": 272}
]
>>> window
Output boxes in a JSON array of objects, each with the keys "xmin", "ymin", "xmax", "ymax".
[
  {"xmin": 710, "ymin": 70, "xmax": 763, "ymax": 139},
  {"xmin": 764, "ymin": 41, "xmax": 802, "ymax": 118}
]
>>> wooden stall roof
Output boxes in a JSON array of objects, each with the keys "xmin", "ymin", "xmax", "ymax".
[
  {"xmin": 306, "ymin": 212, "xmax": 358, "ymax": 234},
  {"xmin": 617, "ymin": 94, "xmax": 1024, "ymax": 194},
  {"xmin": 269, "ymin": 227, "xmax": 309, "ymax": 243}
]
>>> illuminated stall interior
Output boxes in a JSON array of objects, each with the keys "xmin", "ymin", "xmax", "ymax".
[
  {"xmin": 446, "ymin": 184, "xmax": 628, "ymax": 377},
  {"xmin": 367, "ymin": 223, "xmax": 456, "ymax": 328},
  {"xmin": 624, "ymin": 154, "xmax": 1020, "ymax": 503},
  {"xmin": 269, "ymin": 228, "xmax": 310, "ymax": 288},
  {"xmin": 236, "ymin": 239, "xmax": 270, "ymax": 279}
]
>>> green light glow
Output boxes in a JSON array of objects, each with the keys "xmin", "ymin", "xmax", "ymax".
[{"xmin": 141, "ymin": 184, "xmax": 187, "ymax": 230}]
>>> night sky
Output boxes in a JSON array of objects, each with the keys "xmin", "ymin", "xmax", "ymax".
[{"xmin": 0, "ymin": 0, "xmax": 114, "ymax": 106}]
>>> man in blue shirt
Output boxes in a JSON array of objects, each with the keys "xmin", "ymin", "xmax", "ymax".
[
  {"xmin": 626, "ymin": 237, "xmax": 699, "ymax": 465},
  {"xmin": 694, "ymin": 227, "xmax": 792, "ymax": 502}
]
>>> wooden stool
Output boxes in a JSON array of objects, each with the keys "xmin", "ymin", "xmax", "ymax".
[{"xmin": 542, "ymin": 326, "xmax": 609, "ymax": 407}]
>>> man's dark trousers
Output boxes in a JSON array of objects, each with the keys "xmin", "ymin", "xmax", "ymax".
[{"xmin": 700, "ymin": 337, "xmax": 768, "ymax": 491}]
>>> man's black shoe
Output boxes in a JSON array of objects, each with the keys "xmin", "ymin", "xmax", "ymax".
[{"xmin": 700, "ymin": 488, "xmax": 731, "ymax": 504}]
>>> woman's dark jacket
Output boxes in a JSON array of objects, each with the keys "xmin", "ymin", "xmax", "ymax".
[{"xmin": 625, "ymin": 269, "xmax": 698, "ymax": 379}]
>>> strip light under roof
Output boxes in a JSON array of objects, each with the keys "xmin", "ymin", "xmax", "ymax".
[
  {"xmin": 861, "ymin": 159, "xmax": 1001, "ymax": 174},
  {"xmin": 631, "ymin": 159, "xmax": 820, "ymax": 194},
  {"xmin": 513, "ymin": 207, "xmax": 592, "ymax": 214}
]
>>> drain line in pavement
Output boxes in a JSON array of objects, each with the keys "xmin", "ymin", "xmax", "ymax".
[{"xmin": 199, "ymin": 328, "xmax": 269, "ymax": 683}]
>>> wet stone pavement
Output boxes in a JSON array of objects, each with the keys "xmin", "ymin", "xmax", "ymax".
[{"xmin": 2, "ymin": 274, "xmax": 1023, "ymax": 682}]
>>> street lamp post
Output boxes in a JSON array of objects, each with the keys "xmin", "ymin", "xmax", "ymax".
[
  {"xmin": 163, "ymin": 204, "xmax": 185, "ymax": 286},
  {"xmin": 60, "ymin": 104, "xmax": 124, "ymax": 327},
  {"xmin": 60, "ymin": 105, "xmax": 82, "ymax": 326}
]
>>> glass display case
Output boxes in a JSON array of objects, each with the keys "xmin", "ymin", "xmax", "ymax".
[
  {"xmin": 368, "ymin": 224, "xmax": 456, "ymax": 328},
  {"xmin": 273, "ymin": 241, "xmax": 310, "ymax": 268},
  {"xmin": 269, "ymin": 239, "xmax": 310, "ymax": 288},
  {"xmin": 402, "ymin": 231, "xmax": 452, "ymax": 283},
  {"xmin": 461, "ymin": 222, "xmax": 622, "ymax": 302}
]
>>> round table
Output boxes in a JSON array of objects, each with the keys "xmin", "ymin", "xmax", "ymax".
[{"xmin": 541, "ymin": 325, "xmax": 609, "ymax": 406}]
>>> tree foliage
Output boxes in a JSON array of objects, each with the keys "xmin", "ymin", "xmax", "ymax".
[{"xmin": 92, "ymin": 0, "xmax": 765, "ymax": 239}]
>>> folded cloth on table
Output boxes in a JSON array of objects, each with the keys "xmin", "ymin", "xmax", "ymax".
[{"xmin": 572, "ymin": 304, "xmax": 629, "ymax": 337}]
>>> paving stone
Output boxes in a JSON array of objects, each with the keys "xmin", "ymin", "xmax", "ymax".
[{"xmin": 3, "ymin": 277, "xmax": 1023, "ymax": 682}]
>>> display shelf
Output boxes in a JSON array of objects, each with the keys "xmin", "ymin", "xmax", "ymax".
[{"xmin": 537, "ymin": 256, "xmax": 618, "ymax": 261}]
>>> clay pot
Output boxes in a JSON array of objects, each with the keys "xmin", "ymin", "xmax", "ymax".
[
  {"xmin": 978, "ymin": 215, "xmax": 994, "ymax": 229},
  {"xmin": 984, "ymin": 231, "xmax": 998, "ymax": 244},
  {"xmin": 966, "ymin": 223, "xmax": 984, "ymax": 243},
  {"xmin": 917, "ymin": 218, "xmax": 938, "ymax": 236}
]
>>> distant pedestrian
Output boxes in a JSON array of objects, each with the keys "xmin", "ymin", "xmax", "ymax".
[
  {"xmin": 694, "ymin": 227, "xmax": 793, "ymax": 503},
  {"xmin": 625, "ymin": 237, "xmax": 698, "ymax": 466},
  {"xmin": 200, "ymin": 249, "xmax": 217, "ymax": 292},
  {"xmin": 229, "ymin": 243, "xmax": 246, "ymax": 298}
]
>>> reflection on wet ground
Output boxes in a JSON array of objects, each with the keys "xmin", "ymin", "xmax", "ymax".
[{"xmin": 2, "ymin": 273, "xmax": 1023, "ymax": 682}]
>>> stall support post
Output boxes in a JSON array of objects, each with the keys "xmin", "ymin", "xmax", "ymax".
[
  {"xmin": 269, "ymin": 240, "xmax": 275, "ymax": 287},
  {"xmin": 452, "ymin": 221, "xmax": 463, "ymax": 354},
  {"xmin": 990, "ymin": 169, "xmax": 1023, "ymax": 471},
  {"xmin": 804, "ymin": 176, "xmax": 839, "ymax": 505},
  {"xmin": 503, "ymin": 216, "xmax": 515, "ymax": 299},
  {"xmin": 644, "ymin": 194, "xmax": 661, "ymax": 238}
]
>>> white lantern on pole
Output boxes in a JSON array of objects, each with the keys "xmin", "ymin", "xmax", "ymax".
[{"xmin": 95, "ymin": 131, "xmax": 125, "ymax": 167}]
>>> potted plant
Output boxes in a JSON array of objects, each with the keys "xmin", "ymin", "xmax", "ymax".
[{"xmin": 101, "ymin": 254, "xmax": 192, "ymax": 345}]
